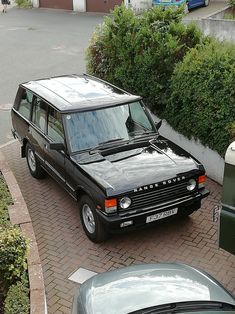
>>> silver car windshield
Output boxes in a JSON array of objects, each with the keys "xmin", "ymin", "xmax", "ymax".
[{"xmin": 65, "ymin": 101, "xmax": 155, "ymax": 153}]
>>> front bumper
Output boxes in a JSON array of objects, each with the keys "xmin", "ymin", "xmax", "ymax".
[{"xmin": 97, "ymin": 189, "xmax": 209, "ymax": 233}]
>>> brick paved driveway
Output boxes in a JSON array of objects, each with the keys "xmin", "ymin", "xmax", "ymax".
[{"xmin": 2, "ymin": 142, "xmax": 235, "ymax": 314}]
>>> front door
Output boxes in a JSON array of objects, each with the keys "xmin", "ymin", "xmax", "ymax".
[
  {"xmin": 86, "ymin": 0, "xmax": 122, "ymax": 13},
  {"xmin": 44, "ymin": 106, "xmax": 66, "ymax": 187}
]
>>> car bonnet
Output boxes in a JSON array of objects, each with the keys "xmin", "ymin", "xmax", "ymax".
[{"xmin": 79, "ymin": 263, "xmax": 235, "ymax": 314}]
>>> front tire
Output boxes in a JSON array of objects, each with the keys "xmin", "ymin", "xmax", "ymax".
[
  {"xmin": 79, "ymin": 195, "xmax": 109, "ymax": 243},
  {"xmin": 26, "ymin": 143, "xmax": 45, "ymax": 179}
]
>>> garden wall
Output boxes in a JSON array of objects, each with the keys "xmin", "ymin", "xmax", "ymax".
[{"xmin": 184, "ymin": 6, "xmax": 235, "ymax": 43}]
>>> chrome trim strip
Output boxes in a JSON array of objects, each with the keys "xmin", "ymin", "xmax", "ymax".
[
  {"xmin": 65, "ymin": 182, "xmax": 76, "ymax": 193},
  {"xmin": 44, "ymin": 161, "xmax": 65, "ymax": 183},
  {"xmin": 119, "ymin": 194, "xmax": 200, "ymax": 217},
  {"xmin": 34, "ymin": 151, "xmax": 44, "ymax": 163}
]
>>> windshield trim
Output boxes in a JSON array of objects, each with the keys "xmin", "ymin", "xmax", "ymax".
[{"xmin": 63, "ymin": 100, "xmax": 157, "ymax": 154}]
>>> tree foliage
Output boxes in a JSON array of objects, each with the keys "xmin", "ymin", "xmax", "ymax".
[
  {"xmin": 165, "ymin": 41, "xmax": 235, "ymax": 156},
  {"xmin": 86, "ymin": 5, "xmax": 204, "ymax": 113}
]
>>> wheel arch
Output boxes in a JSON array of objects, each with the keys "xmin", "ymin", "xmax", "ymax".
[{"xmin": 76, "ymin": 186, "xmax": 94, "ymax": 203}]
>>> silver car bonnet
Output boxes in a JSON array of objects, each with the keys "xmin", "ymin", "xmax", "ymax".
[{"xmin": 78, "ymin": 263, "xmax": 235, "ymax": 314}]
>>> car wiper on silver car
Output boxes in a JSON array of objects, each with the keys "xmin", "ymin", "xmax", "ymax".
[
  {"xmin": 89, "ymin": 138, "xmax": 128, "ymax": 154},
  {"xmin": 129, "ymin": 301, "xmax": 235, "ymax": 314}
]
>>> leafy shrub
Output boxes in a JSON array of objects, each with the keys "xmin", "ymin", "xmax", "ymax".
[
  {"xmin": 165, "ymin": 41, "xmax": 235, "ymax": 156},
  {"xmin": 0, "ymin": 174, "xmax": 12, "ymax": 227},
  {"xmin": 15, "ymin": 0, "xmax": 32, "ymax": 8},
  {"xmin": 227, "ymin": 0, "xmax": 235, "ymax": 8},
  {"xmin": 0, "ymin": 227, "xmax": 29, "ymax": 285},
  {"xmin": 4, "ymin": 282, "xmax": 29, "ymax": 314},
  {"xmin": 86, "ymin": 5, "xmax": 205, "ymax": 114}
]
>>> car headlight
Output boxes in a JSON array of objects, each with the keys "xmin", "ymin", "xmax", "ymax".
[
  {"xmin": 187, "ymin": 179, "xmax": 196, "ymax": 191},
  {"xmin": 120, "ymin": 197, "xmax": 131, "ymax": 209}
]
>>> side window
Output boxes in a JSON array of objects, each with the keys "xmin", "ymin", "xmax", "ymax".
[
  {"xmin": 18, "ymin": 89, "xmax": 33, "ymax": 120},
  {"xmin": 129, "ymin": 102, "xmax": 152, "ymax": 130},
  {"xmin": 32, "ymin": 98, "xmax": 47, "ymax": 132},
  {"xmin": 47, "ymin": 107, "xmax": 64, "ymax": 143}
]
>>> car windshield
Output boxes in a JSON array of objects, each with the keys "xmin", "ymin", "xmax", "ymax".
[{"xmin": 65, "ymin": 101, "xmax": 156, "ymax": 153}]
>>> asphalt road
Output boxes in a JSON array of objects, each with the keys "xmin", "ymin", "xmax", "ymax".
[
  {"xmin": 0, "ymin": 7, "xmax": 104, "ymax": 145},
  {"xmin": 0, "ymin": 2, "xmax": 227, "ymax": 145}
]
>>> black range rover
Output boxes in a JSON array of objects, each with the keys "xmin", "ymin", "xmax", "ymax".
[{"xmin": 11, "ymin": 74, "xmax": 209, "ymax": 242}]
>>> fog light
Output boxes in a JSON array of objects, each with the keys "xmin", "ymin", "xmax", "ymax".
[
  {"xmin": 120, "ymin": 220, "xmax": 133, "ymax": 228},
  {"xmin": 120, "ymin": 197, "xmax": 131, "ymax": 209},
  {"xmin": 187, "ymin": 179, "xmax": 196, "ymax": 191}
]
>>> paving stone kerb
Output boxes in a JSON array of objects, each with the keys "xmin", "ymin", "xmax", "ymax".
[
  {"xmin": 0, "ymin": 150, "xmax": 47, "ymax": 314},
  {"xmin": 2, "ymin": 142, "xmax": 235, "ymax": 314}
]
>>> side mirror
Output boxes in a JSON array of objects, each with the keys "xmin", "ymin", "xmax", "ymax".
[
  {"xmin": 49, "ymin": 142, "xmax": 65, "ymax": 151},
  {"xmin": 155, "ymin": 120, "xmax": 162, "ymax": 130}
]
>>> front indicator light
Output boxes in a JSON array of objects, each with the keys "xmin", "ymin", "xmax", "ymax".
[
  {"xmin": 198, "ymin": 175, "xmax": 206, "ymax": 189},
  {"xmin": 120, "ymin": 197, "xmax": 132, "ymax": 209},
  {"xmin": 187, "ymin": 179, "xmax": 196, "ymax": 191},
  {"xmin": 105, "ymin": 198, "xmax": 117, "ymax": 214}
]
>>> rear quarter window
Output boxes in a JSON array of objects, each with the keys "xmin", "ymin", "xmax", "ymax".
[{"xmin": 18, "ymin": 89, "xmax": 33, "ymax": 120}]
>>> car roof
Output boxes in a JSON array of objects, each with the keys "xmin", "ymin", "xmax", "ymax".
[
  {"xmin": 21, "ymin": 74, "xmax": 142, "ymax": 113},
  {"xmin": 78, "ymin": 263, "xmax": 235, "ymax": 314}
]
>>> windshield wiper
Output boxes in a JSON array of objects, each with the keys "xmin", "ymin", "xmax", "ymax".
[
  {"xmin": 89, "ymin": 138, "xmax": 128, "ymax": 154},
  {"xmin": 131, "ymin": 130, "xmax": 155, "ymax": 137},
  {"xmin": 131, "ymin": 131, "xmax": 159, "ymax": 142},
  {"xmin": 129, "ymin": 301, "xmax": 235, "ymax": 314}
]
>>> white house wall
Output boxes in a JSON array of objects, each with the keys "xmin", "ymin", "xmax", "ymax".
[
  {"xmin": 124, "ymin": 0, "xmax": 152, "ymax": 11},
  {"xmin": 31, "ymin": 0, "xmax": 39, "ymax": 8},
  {"xmin": 73, "ymin": 0, "xmax": 86, "ymax": 12}
]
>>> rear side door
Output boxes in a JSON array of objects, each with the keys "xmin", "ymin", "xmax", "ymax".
[
  {"xmin": 219, "ymin": 141, "xmax": 235, "ymax": 255},
  {"xmin": 43, "ymin": 105, "xmax": 66, "ymax": 187}
]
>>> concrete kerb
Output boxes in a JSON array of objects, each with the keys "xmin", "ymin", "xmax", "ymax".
[{"xmin": 0, "ymin": 149, "xmax": 47, "ymax": 314}]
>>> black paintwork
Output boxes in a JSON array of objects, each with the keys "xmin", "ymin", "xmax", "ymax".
[
  {"xmin": 21, "ymin": 74, "xmax": 141, "ymax": 112},
  {"xmin": 72, "ymin": 137, "xmax": 203, "ymax": 196},
  {"xmin": 11, "ymin": 74, "xmax": 209, "ymax": 235}
]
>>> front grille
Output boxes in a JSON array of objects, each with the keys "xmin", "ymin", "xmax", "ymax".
[{"xmin": 118, "ymin": 181, "xmax": 197, "ymax": 211}]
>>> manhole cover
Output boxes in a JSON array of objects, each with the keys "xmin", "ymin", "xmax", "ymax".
[{"xmin": 0, "ymin": 104, "xmax": 12, "ymax": 111}]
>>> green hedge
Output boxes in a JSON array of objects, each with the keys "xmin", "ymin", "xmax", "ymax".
[
  {"xmin": 0, "ymin": 174, "xmax": 12, "ymax": 227},
  {"xmin": 4, "ymin": 282, "xmax": 29, "ymax": 314},
  {"xmin": 164, "ymin": 41, "xmax": 235, "ymax": 156},
  {"xmin": 86, "ymin": 5, "xmax": 205, "ymax": 113},
  {"xmin": 0, "ymin": 226, "xmax": 29, "ymax": 286},
  {"xmin": 15, "ymin": 0, "xmax": 32, "ymax": 8}
]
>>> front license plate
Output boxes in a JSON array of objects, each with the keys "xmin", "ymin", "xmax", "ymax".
[{"xmin": 146, "ymin": 208, "xmax": 178, "ymax": 223}]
